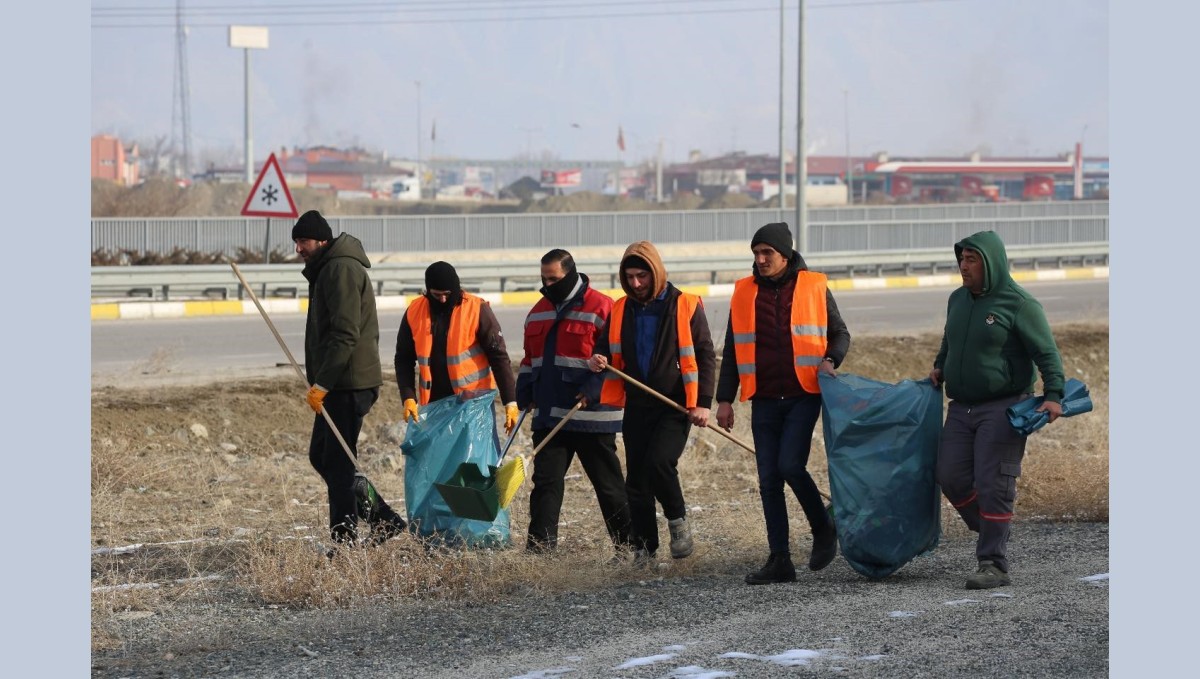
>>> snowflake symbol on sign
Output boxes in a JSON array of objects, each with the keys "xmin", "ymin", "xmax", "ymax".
[{"xmin": 261, "ymin": 185, "xmax": 279, "ymax": 205}]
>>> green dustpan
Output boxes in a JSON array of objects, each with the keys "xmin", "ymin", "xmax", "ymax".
[{"xmin": 434, "ymin": 462, "xmax": 503, "ymax": 522}]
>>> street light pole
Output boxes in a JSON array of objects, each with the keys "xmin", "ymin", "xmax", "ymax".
[
  {"xmin": 795, "ymin": 0, "xmax": 807, "ymax": 251},
  {"xmin": 778, "ymin": 0, "xmax": 787, "ymax": 210},
  {"xmin": 844, "ymin": 88, "xmax": 852, "ymax": 206},
  {"xmin": 228, "ymin": 26, "xmax": 268, "ymax": 184},
  {"xmin": 416, "ymin": 81, "xmax": 422, "ymax": 199}
]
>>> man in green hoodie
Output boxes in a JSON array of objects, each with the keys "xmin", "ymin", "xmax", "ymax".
[
  {"xmin": 930, "ymin": 230, "xmax": 1064, "ymax": 590},
  {"xmin": 293, "ymin": 210, "xmax": 406, "ymax": 551}
]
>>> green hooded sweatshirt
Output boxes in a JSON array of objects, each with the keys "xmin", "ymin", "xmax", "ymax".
[
  {"xmin": 934, "ymin": 230, "xmax": 1064, "ymax": 405},
  {"xmin": 301, "ymin": 233, "xmax": 383, "ymax": 391}
]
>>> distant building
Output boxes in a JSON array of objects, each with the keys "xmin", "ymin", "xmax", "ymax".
[{"xmin": 91, "ymin": 134, "xmax": 140, "ymax": 185}]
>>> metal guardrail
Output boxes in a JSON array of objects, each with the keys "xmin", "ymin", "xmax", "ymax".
[
  {"xmin": 91, "ymin": 242, "xmax": 1110, "ymax": 300},
  {"xmin": 92, "ymin": 201, "xmax": 1109, "ymax": 256}
]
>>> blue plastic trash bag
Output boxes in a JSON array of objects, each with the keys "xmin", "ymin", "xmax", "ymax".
[
  {"xmin": 819, "ymin": 372, "xmax": 943, "ymax": 579},
  {"xmin": 400, "ymin": 389, "xmax": 511, "ymax": 548},
  {"xmin": 1006, "ymin": 378, "xmax": 1093, "ymax": 436}
]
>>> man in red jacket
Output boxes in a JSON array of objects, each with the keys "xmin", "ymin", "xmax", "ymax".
[{"xmin": 517, "ymin": 249, "xmax": 631, "ymax": 555}]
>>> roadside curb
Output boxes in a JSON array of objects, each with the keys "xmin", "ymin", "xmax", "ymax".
[{"xmin": 91, "ymin": 266, "xmax": 1109, "ymax": 321}]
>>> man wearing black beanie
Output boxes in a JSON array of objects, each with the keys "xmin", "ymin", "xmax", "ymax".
[
  {"xmin": 393, "ymin": 261, "xmax": 518, "ymax": 436},
  {"xmin": 294, "ymin": 210, "xmax": 406, "ymax": 552},
  {"xmin": 715, "ymin": 221, "xmax": 852, "ymax": 584}
]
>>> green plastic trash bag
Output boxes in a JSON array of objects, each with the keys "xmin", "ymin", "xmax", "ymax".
[
  {"xmin": 400, "ymin": 389, "xmax": 511, "ymax": 548},
  {"xmin": 819, "ymin": 372, "xmax": 942, "ymax": 579}
]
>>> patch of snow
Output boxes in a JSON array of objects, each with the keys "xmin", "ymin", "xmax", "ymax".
[
  {"xmin": 944, "ymin": 598, "xmax": 982, "ymax": 605},
  {"xmin": 663, "ymin": 644, "xmax": 687, "ymax": 652},
  {"xmin": 990, "ymin": 592, "xmax": 1014, "ymax": 598},
  {"xmin": 888, "ymin": 610, "xmax": 920, "ymax": 618},
  {"xmin": 1079, "ymin": 573, "xmax": 1109, "ymax": 583},
  {"xmin": 614, "ymin": 653, "xmax": 677, "ymax": 669}
]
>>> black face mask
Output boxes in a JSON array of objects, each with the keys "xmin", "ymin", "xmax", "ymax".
[
  {"xmin": 541, "ymin": 269, "xmax": 580, "ymax": 305},
  {"xmin": 427, "ymin": 290, "xmax": 462, "ymax": 315}
]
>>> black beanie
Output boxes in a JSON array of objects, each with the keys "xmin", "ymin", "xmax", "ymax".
[
  {"xmin": 425, "ymin": 261, "xmax": 461, "ymax": 293},
  {"xmin": 622, "ymin": 254, "xmax": 652, "ymax": 272},
  {"xmin": 292, "ymin": 210, "xmax": 333, "ymax": 242},
  {"xmin": 751, "ymin": 222, "xmax": 794, "ymax": 259}
]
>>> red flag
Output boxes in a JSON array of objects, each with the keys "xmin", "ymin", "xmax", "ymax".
[{"xmin": 617, "ymin": 126, "xmax": 625, "ymax": 152}]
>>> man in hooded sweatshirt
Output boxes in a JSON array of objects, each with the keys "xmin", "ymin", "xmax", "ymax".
[
  {"xmin": 715, "ymin": 222, "xmax": 851, "ymax": 585},
  {"xmin": 587, "ymin": 241, "xmax": 717, "ymax": 566},
  {"xmin": 930, "ymin": 230, "xmax": 1064, "ymax": 590},
  {"xmin": 293, "ymin": 209, "xmax": 406, "ymax": 551},
  {"xmin": 393, "ymin": 260, "xmax": 518, "ymax": 433},
  {"xmin": 516, "ymin": 249, "xmax": 632, "ymax": 554}
]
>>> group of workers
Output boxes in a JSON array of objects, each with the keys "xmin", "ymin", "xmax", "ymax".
[{"xmin": 290, "ymin": 208, "xmax": 1065, "ymax": 590}]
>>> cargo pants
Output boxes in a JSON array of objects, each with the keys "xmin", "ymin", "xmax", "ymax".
[{"xmin": 936, "ymin": 394, "xmax": 1029, "ymax": 573}]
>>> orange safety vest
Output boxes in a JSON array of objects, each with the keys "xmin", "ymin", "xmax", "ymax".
[
  {"xmin": 406, "ymin": 293, "xmax": 497, "ymax": 405},
  {"xmin": 600, "ymin": 292, "xmax": 701, "ymax": 408},
  {"xmin": 729, "ymin": 271, "xmax": 828, "ymax": 399}
]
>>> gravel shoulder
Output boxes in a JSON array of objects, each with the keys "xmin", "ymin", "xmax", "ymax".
[{"xmin": 92, "ymin": 522, "xmax": 1108, "ymax": 678}]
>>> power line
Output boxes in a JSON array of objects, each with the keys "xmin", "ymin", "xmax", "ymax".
[{"xmin": 93, "ymin": 0, "xmax": 979, "ymax": 28}]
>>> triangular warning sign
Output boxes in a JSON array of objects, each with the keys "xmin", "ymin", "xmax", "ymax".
[{"xmin": 241, "ymin": 153, "xmax": 299, "ymax": 218}]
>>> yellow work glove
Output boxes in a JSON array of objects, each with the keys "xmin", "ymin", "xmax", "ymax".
[
  {"xmin": 504, "ymin": 402, "xmax": 520, "ymax": 435},
  {"xmin": 305, "ymin": 385, "xmax": 328, "ymax": 413},
  {"xmin": 403, "ymin": 398, "xmax": 420, "ymax": 423}
]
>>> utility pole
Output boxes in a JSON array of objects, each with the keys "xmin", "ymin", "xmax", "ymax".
[
  {"xmin": 844, "ymin": 88, "xmax": 852, "ymax": 206},
  {"xmin": 170, "ymin": 0, "xmax": 193, "ymax": 180},
  {"xmin": 778, "ymin": 0, "xmax": 787, "ymax": 210},
  {"xmin": 795, "ymin": 0, "xmax": 807, "ymax": 251},
  {"xmin": 415, "ymin": 81, "xmax": 422, "ymax": 198},
  {"xmin": 656, "ymin": 138, "xmax": 664, "ymax": 203}
]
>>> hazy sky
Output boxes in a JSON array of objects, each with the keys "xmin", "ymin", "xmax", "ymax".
[{"xmin": 91, "ymin": 0, "xmax": 1108, "ymax": 166}]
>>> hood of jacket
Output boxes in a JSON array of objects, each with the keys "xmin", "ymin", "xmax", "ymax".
[
  {"xmin": 302, "ymin": 233, "xmax": 371, "ymax": 282},
  {"xmin": 954, "ymin": 230, "xmax": 1010, "ymax": 296},
  {"xmin": 619, "ymin": 240, "xmax": 668, "ymax": 300}
]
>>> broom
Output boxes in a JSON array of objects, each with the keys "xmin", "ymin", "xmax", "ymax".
[
  {"xmin": 494, "ymin": 400, "xmax": 584, "ymax": 509},
  {"xmin": 229, "ymin": 262, "xmax": 385, "ymax": 521},
  {"xmin": 603, "ymin": 364, "xmax": 832, "ymax": 503}
]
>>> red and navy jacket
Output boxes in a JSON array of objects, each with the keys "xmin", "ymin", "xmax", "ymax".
[{"xmin": 517, "ymin": 274, "xmax": 623, "ymax": 434}]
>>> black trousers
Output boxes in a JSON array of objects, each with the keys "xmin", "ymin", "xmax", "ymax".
[
  {"xmin": 308, "ymin": 387, "xmax": 381, "ymax": 542},
  {"xmin": 622, "ymin": 404, "xmax": 691, "ymax": 555},
  {"xmin": 527, "ymin": 429, "xmax": 631, "ymax": 551}
]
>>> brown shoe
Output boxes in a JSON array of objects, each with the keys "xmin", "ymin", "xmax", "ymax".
[{"xmin": 965, "ymin": 560, "xmax": 1011, "ymax": 589}]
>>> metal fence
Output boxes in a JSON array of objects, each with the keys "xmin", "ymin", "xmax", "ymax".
[{"xmin": 91, "ymin": 200, "xmax": 1109, "ymax": 256}]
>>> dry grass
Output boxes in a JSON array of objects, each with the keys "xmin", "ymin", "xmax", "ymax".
[{"xmin": 91, "ymin": 324, "xmax": 1108, "ymax": 650}]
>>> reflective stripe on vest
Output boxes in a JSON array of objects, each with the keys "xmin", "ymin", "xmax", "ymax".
[
  {"xmin": 601, "ymin": 292, "xmax": 702, "ymax": 408},
  {"xmin": 407, "ymin": 293, "xmax": 497, "ymax": 405},
  {"xmin": 729, "ymin": 271, "xmax": 828, "ymax": 400}
]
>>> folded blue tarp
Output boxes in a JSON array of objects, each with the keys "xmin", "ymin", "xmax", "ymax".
[
  {"xmin": 819, "ymin": 373, "xmax": 943, "ymax": 579},
  {"xmin": 1006, "ymin": 378, "xmax": 1093, "ymax": 436},
  {"xmin": 400, "ymin": 389, "xmax": 511, "ymax": 548}
]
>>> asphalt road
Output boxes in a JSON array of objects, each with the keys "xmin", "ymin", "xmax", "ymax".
[{"xmin": 91, "ymin": 279, "xmax": 1107, "ymax": 387}]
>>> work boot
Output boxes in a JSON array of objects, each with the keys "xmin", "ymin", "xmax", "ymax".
[
  {"xmin": 965, "ymin": 560, "xmax": 1011, "ymax": 589},
  {"xmin": 668, "ymin": 517, "xmax": 694, "ymax": 559},
  {"xmin": 744, "ymin": 552, "xmax": 796, "ymax": 585},
  {"xmin": 809, "ymin": 522, "xmax": 838, "ymax": 571}
]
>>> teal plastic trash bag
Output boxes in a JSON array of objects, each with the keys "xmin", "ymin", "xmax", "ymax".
[
  {"xmin": 819, "ymin": 372, "xmax": 942, "ymax": 579},
  {"xmin": 400, "ymin": 389, "xmax": 511, "ymax": 548},
  {"xmin": 1006, "ymin": 378, "xmax": 1093, "ymax": 436}
]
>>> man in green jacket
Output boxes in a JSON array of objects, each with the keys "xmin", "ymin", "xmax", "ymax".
[
  {"xmin": 929, "ymin": 230, "xmax": 1064, "ymax": 590},
  {"xmin": 293, "ymin": 210, "xmax": 405, "ymax": 550}
]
